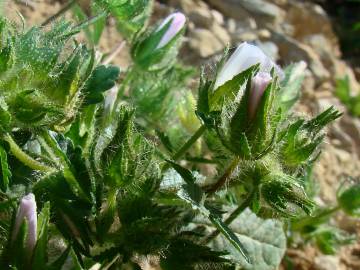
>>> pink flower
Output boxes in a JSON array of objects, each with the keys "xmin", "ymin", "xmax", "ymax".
[
  {"xmin": 249, "ymin": 72, "xmax": 272, "ymax": 119},
  {"xmin": 12, "ymin": 193, "xmax": 37, "ymax": 252},
  {"xmin": 156, "ymin": 12, "xmax": 186, "ymax": 49}
]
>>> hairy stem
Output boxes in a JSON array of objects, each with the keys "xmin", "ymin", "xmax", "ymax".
[
  {"xmin": 41, "ymin": 0, "xmax": 76, "ymax": 26},
  {"xmin": 162, "ymin": 125, "xmax": 206, "ymax": 171},
  {"xmin": 66, "ymin": 11, "xmax": 108, "ymax": 36},
  {"xmin": 39, "ymin": 130, "xmax": 70, "ymax": 166},
  {"xmin": 205, "ymin": 156, "xmax": 240, "ymax": 194},
  {"xmin": 172, "ymin": 125, "xmax": 206, "ymax": 161},
  {"xmin": 3, "ymin": 134, "xmax": 54, "ymax": 172}
]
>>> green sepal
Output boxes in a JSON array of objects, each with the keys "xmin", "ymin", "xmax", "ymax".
[
  {"xmin": 250, "ymin": 74, "xmax": 278, "ymax": 141},
  {"xmin": 31, "ymin": 202, "xmax": 50, "ymax": 269},
  {"xmin": 261, "ymin": 175, "xmax": 315, "ymax": 217},
  {"xmin": 209, "ymin": 64, "xmax": 259, "ymax": 111}
]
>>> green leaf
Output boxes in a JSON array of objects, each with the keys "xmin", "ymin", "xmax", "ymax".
[
  {"xmin": 335, "ymin": 76, "xmax": 351, "ymax": 105},
  {"xmin": 338, "ymin": 183, "xmax": 360, "ymax": 216},
  {"xmin": 160, "ymin": 239, "xmax": 234, "ymax": 270},
  {"xmin": 83, "ymin": 65, "xmax": 120, "ymax": 104},
  {"xmin": 156, "ymin": 130, "xmax": 174, "ymax": 153},
  {"xmin": 304, "ymin": 106, "xmax": 342, "ymax": 135},
  {"xmin": 0, "ymin": 144, "xmax": 11, "ymax": 191},
  {"xmin": 96, "ymin": 0, "xmax": 152, "ymax": 40},
  {"xmin": 167, "ymin": 161, "xmax": 249, "ymax": 263},
  {"xmin": 93, "ymin": 105, "xmax": 134, "ymax": 172},
  {"xmin": 209, "ymin": 214, "xmax": 250, "ymax": 263},
  {"xmin": 314, "ymin": 226, "xmax": 355, "ymax": 255},
  {"xmin": 212, "ymin": 208, "xmax": 286, "ymax": 270}
]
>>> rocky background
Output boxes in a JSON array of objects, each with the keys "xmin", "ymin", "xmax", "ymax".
[{"xmin": 3, "ymin": 0, "xmax": 360, "ymax": 269}]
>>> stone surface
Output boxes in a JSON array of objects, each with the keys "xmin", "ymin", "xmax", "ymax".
[
  {"xmin": 313, "ymin": 255, "xmax": 340, "ymax": 270},
  {"xmin": 188, "ymin": 28, "xmax": 224, "ymax": 58},
  {"xmin": 208, "ymin": 0, "xmax": 285, "ymax": 24},
  {"xmin": 271, "ymin": 32, "xmax": 330, "ymax": 83}
]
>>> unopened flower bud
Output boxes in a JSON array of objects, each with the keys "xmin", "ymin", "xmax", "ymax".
[
  {"xmin": 249, "ymin": 72, "xmax": 272, "ymax": 119},
  {"xmin": 214, "ymin": 42, "xmax": 283, "ymax": 90},
  {"xmin": 12, "ymin": 193, "xmax": 37, "ymax": 252},
  {"xmin": 156, "ymin": 12, "xmax": 186, "ymax": 49},
  {"xmin": 131, "ymin": 12, "xmax": 186, "ymax": 71}
]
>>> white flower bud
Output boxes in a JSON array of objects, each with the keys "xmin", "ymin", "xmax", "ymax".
[
  {"xmin": 214, "ymin": 42, "xmax": 283, "ymax": 90},
  {"xmin": 156, "ymin": 12, "xmax": 186, "ymax": 49}
]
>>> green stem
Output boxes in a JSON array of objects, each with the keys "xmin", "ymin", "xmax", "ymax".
[
  {"xmin": 172, "ymin": 125, "xmax": 206, "ymax": 161},
  {"xmin": 3, "ymin": 134, "xmax": 54, "ymax": 172},
  {"xmin": 65, "ymin": 11, "xmax": 108, "ymax": 37},
  {"xmin": 162, "ymin": 125, "xmax": 206, "ymax": 171},
  {"xmin": 41, "ymin": 0, "xmax": 76, "ymax": 26},
  {"xmin": 205, "ymin": 156, "xmax": 240, "ymax": 194},
  {"xmin": 204, "ymin": 191, "xmax": 255, "ymax": 244},
  {"xmin": 40, "ymin": 130, "xmax": 70, "ymax": 166},
  {"xmin": 37, "ymin": 136, "xmax": 61, "ymax": 167}
]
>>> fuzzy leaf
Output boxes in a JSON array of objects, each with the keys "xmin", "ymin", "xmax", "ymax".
[
  {"xmin": 167, "ymin": 161, "xmax": 249, "ymax": 262},
  {"xmin": 212, "ymin": 208, "xmax": 286, "ymax": 270},
  {"xmin": 160, "ymin": 239, "xmax": 234, "ymax": 270},
  {"xmin": 83, "ymin": 65, "xmax": 120, "ymax": 104}
]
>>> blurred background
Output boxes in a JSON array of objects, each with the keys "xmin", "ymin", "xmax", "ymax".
[{"xmin": 1, "ymin": 0, "xmax": 360, "ymax": 269}]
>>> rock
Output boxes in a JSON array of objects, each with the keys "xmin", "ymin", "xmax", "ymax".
[
  {"xmin": 255, "ymin": 41, "xmax": 279, "ymax": 60},
  {"xmin": 339, "ymin": 116, "xmax": 360, "ymax": 157},
  {"xmin": 226, "ymin": 18, "xmax": 237, "ymax": 34},
  {"xmin": 188, "ymin": 28, "xmax": 224, "ymax": 58},
  {"xmin": 208, "ymin": 0, "xmax": 285, "ymax": 24},
  {"xmin": 271, "ymin": 32, "xmax": 330, "ymax": 84},
  {"xmin": 286, "ymin": 1, "xmax": 338, "ymax": 47},
  {"xmin": 313, "ymin": 255, "xmax": 340, "ymax": 270},
  {"xmin": 188, "ymin": 7, "xmax": 213, "ymax": 28},
  {"xmin": 257, "ymin": 28, "xmax": 271, "ymax": 39},
  {"xmin": 332, "ymin": 59, "xmax": 360, "ymax": 95},
  {"xmin": 229, "ymin": 17, "xmax": 258, "ymax": 43},
  {"xmin": 206, "ymin": 0, "xmax": 251, "ymax": 22},
  {"xmin": 210, "ymin": 23, "xmax": 231, "ymax": 45},
  {"xmin": 303, "ymin": 34, "xmax": 339, "ymax": 59},
  {"xmin": 211, "ymin": 9, "xmax": 224, "ymax": 25},
  {"xmin": 233, "ymin": 31, "xmax": 258, "ymax": 42}
]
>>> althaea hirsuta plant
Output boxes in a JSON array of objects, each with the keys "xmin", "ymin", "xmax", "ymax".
[{"xmin": 0, "ymin": 1, "xmax": 357, "ymax": 269}]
